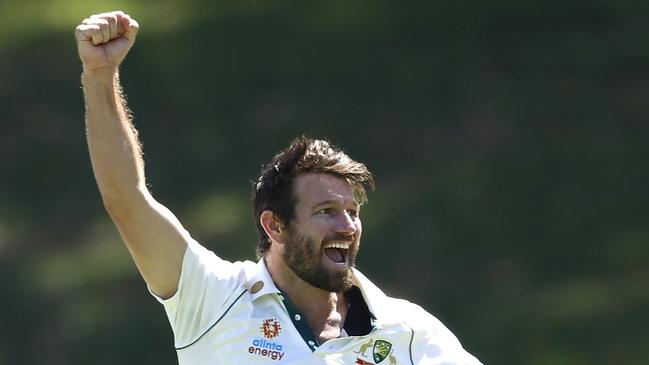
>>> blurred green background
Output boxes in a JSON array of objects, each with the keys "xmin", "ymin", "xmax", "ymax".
[{"xmin": 2, "ymin": 1, "xmax": 648, "ymax": 364}]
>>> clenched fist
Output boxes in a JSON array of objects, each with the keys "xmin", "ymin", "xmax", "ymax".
[{"xmin": 75, "ymin": 11, "xmax": 139, "ymax": 72}]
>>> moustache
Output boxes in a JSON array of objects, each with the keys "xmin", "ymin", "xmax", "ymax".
[{"xmin": 322, "ymin": 234, "xmax": 355, "ymax": 244}]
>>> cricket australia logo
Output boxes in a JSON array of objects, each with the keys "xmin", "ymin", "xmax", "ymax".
[
  {"xmin": 261, "ymin": 318, "xmax": 282, "ymax": 339},
  {"xmin": 354, "ymin": 339, "xmax": 396, "ymax": 364}
]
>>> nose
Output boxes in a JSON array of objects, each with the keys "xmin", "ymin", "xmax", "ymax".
[{"xmin": 334, "ymin": 211, "xmax": 357, "ymax": 235}]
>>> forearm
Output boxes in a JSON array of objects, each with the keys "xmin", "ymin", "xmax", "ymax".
[
  {"xmin": 76, "ymin": 12, "xmax": 188, "ymax": 299},
  {"xmin": 83, "ymin": 67, "xmax": 147, "ymax": 210}
]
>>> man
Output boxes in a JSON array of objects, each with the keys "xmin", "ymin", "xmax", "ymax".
[{"xmin": 76, "ymin": 11, "xmax": 482, "ymax": 365}]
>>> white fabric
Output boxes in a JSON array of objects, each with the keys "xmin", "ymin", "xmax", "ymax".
[{"xmin": 151, "ymin": 239, "xmax": 483, "ymax": 365}]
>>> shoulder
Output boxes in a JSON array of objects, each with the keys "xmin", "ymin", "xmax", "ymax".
[
  {"xmin": 184, "ymin": 238, "xmax": 256, "ymax": 278},
  {"xmin": 164, "ymin": 239, "xmax": 259, "ymax": 308},
  {"xmin": 384, "ymin": 297, "xmax": 454, "ymax": 337},
  {"xmin": 384, "ymin": 298, "xmax": 482, "ymax": 364},
  {"xmin": 352, "ymin": 270, "xmax": 482, "ymax": 364},
  {"xmin": 354, "ymin": 269, "xmax": 458, "ymax": 333},
  {"xmin": 352, "ymin": 268, "xmax": 450, "ymax": 332}
]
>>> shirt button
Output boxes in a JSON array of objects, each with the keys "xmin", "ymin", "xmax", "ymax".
[
  {"xmin": 308, "ymin": 340, "xmax": 315, "ymax": 346},
  {"xmin": 250, "ymin": 281, "xmax": 264, "ymax": 294},
  {"xmin": 294, "ymin": 314, "xmax": 301, "ymax": 321}
]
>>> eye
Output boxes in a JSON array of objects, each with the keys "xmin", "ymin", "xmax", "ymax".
[
  {"xmin": 317, "ymin": 208, "xmax": 333, "ymax": 215},
  {"xmin": 346, "ymin": 209, "xmax": 359, "ymax": 218}
]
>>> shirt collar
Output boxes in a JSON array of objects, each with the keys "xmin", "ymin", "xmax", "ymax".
[
  {"xmin": 244, "ymin": 259, "xmax": 282, "ymax": 301},
  {"xmin": 244, "ymin": 260, "xmax": 399, "ymax": 323},
  {"xmin": 351, "ymin": 267, "xmax": 403, "ymax": 324}
]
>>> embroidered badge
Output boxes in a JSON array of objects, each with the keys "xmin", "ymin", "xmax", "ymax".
[
  {"xmin": 261, "ymin": 318, "xmax": 282, "ymax": 339},
  {"xmin": 354, "ymin": 339, "xmax": 374, "ymax": 357},
  {"xmin": 354, "ymin": 339, "xmax": 395, "ymax": 364},
  {"xmin": 372, "ymin": 340, "xmax": 393, "ymax": 363}
]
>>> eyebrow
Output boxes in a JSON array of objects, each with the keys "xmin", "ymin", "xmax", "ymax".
[{"xmin": 312, "ymin": 199, "xmax": 360, "ymax": 210}]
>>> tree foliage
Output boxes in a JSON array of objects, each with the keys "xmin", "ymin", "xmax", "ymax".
[{"xmin": 1, "ymin": 1, "xmax": 648, "ymax": 364}]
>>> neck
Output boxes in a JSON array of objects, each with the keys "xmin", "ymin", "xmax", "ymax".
[{"xmin": 264, "ymin": 253, "xmax": 349, "ymax": 343}]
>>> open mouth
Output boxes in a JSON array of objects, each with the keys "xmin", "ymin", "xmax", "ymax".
[{"xmin": 323, "ymin": 242, "xmax": 350, "ymax": 266}]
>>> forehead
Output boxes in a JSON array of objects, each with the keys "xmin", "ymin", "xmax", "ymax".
[{"xmin": 293, "ymin": 173, "xmax": 356, "ymax": 206}]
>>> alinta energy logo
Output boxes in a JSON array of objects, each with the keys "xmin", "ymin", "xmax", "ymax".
[
  {"xmin": 261, "ymin": 318, "xmax": 282, "ymax": 339},
  {"xmin": 248, "ymin": 318, "xmax": 286, "ymax": 361}
]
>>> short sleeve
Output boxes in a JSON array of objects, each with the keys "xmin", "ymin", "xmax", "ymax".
[{"xmin": 149, "ymin": 238, "xmax": 251, "ymax": 348}]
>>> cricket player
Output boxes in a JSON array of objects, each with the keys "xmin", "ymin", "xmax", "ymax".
[{"xmin": 76, "ymin": 11, "xmax": 483, "ymax": 365}]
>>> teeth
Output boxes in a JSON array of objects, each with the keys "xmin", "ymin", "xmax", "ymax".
[{"xmin": 324, "ymin": 242, "xmax": 350, "ymax": 249}]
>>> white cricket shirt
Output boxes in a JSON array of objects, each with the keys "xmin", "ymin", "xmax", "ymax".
[{"xmin": 151, "ymin": 239, "xmax": 483, "ymax": 365}]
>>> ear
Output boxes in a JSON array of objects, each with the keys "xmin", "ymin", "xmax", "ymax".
[{"xmin": 259, "ymin": 210, "xmax": 287, "ymax": 245}]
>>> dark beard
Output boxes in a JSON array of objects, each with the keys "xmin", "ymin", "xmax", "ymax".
[{"xmin": 282, "ymin": 228, "xmax": 356, "ymax": 292}]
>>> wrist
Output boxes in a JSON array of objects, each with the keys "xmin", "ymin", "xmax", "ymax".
[{"xmin": 82, "ymin": 66, "xmax": 119, "ymax": 84}]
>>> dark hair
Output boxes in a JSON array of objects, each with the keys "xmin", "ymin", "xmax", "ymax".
[{"xmin": 252, "ymin": 136, "xmax": 374, "ymax": 257}]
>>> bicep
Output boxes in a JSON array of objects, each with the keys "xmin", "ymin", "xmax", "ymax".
[{"xmin": 106, "ymin": 187, "xmax": 189, "ymax": 299}]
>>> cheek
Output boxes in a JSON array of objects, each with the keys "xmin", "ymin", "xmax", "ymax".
[{"xmin": 312, "ymin": 217, "xmax": 336, "ymax": 234}]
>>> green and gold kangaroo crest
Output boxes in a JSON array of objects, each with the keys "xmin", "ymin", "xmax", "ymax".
[{"xmin": 372, "ymin": 339, "xmax": 392, "ymax": 363}]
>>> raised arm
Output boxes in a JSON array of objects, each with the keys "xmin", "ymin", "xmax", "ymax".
[{"xmin": 76, "ymin": 11, "xmax": 187, "ymax": 299}]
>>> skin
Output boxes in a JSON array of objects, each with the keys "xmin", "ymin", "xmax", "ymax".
[
  {"xmin": 261, "ymin": 173, "xmax": 363, "ymax": 343},
  {"xmin": 76, "ymin": 11, "xmax": 187, "ymax": 299},
  {"xmin": 77, "ymin": 11, "xmax": 362, "ymax": 343}
]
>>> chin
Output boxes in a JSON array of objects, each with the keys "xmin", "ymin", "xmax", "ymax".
[{"xmin": 322, "ymin": 268, "xmax": 354, "ymax": 292}]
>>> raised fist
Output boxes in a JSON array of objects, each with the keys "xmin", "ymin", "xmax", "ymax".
[{"xmin": 75, "ymin": 11, "xmax": 139, "ymax": 72}]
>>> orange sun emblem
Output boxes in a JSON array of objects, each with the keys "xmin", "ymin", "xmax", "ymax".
[{"xmin": 261, "ymin": 318, "xmax": 282, "ymax": 339}]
